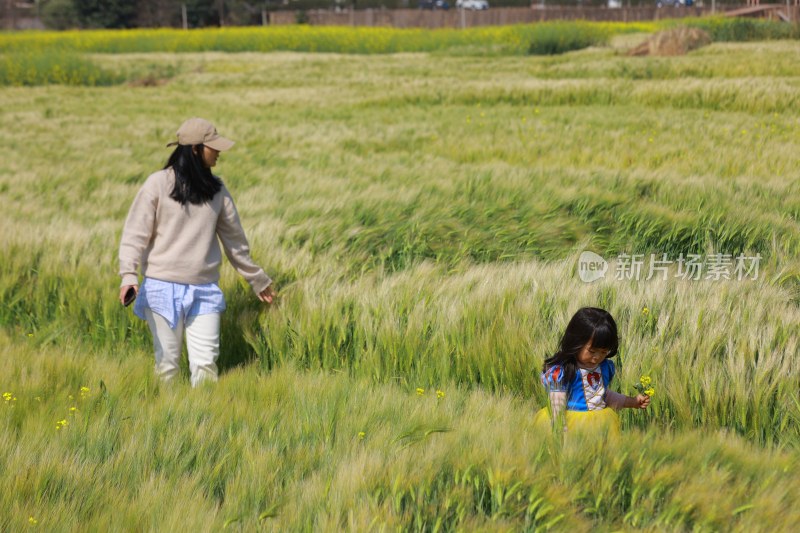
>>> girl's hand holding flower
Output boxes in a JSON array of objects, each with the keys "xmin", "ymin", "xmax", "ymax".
[
  {"xmin": 634, "ymin": 394, "xmax": 651, "ymax": 409},
  {"xmin": 632, "ymin": 375, "xmax": 654, "ymax": 409}
]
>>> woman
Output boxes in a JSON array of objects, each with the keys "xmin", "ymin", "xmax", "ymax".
[{"xmin": 119, "ymin": 117, "xmax": 275, "ymax": 387}]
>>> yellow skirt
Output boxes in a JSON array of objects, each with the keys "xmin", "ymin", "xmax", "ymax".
[{"xmin": 534, "ymin": 407, "xmax": 620, "ymax": 438}]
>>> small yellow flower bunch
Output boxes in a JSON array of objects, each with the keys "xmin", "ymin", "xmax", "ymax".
[
  {"xmin": 2, "ymin": 392, "xmax": 14, "ymax": 403},
  {"xmin": 55, "ymin": 419, "xmax": 69, "ymax": 431},
  {"xmin": 416, "ymin": 388, "xmax": 425, "ymax": 396},
  {"xmin": 634, "ymin": 375, "xmax": 655, "ymax": 397},
  {"xmin": 436, "ymin": 390, "xmax": 445, "ymax": 400},
  {"xmin": 357, "ymin": 431, "xmax": 366, "ymax": 440},
  {"xmin": 79, "ymin": 386, "xmax": 90, "ymax": 399}
]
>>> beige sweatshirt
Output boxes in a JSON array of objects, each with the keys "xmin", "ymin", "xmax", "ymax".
[{"xmin": 119, "ymin": 168, "xmax": 271, "ymax": 294}]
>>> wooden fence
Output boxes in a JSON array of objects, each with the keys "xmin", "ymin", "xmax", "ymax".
[
  {"xmin": 726, "ymin": 4, "xmax": 799, "ymax": 21},
  {"xmin": 269, "ymin": 6, "xmax": 730, "ymax": 27},
  {"xmin": 3, "ymin": 3, "xmax": 799, "ymax": 30}
]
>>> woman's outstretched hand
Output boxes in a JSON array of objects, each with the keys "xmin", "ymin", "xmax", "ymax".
[{"xmin": 258, "ymin": 285, "xmax": 276, "ymax": 304}]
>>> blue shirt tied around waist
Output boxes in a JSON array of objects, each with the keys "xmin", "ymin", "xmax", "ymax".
[
  {"xmin": 134, "ymin": 277, "xmax": 226, "ymax": 329},
  {"xmin": 541, "ymin": 359, "xmax": 616, "ymax": 412}
]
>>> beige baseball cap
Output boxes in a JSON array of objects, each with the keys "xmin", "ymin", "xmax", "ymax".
[{"xmin": 166, "ymin": 118, "xmax": 234, "ymax": 151}]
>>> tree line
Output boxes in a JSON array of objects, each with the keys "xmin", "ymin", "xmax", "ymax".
[
  {"xmin": 16, "ymin": 0, "xmax": 539, "ymax": 30},
  {"xmin": 40, "ymin": 0, "xmax": 281, "ymax": 29}
]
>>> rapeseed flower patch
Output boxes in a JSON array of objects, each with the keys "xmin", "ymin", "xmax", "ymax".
[{"xmin": 635, "ymin": 376, "xmax": 655, "ymax": 397}]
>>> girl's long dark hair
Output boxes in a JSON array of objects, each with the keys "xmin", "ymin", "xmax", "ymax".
[
  {"xmin": 165, "ymin": 145, "xmax": 222, "ymax": 205},
  {"xmin": 543, "ymin": 307, "xmax": 619, "ymax": 385}
]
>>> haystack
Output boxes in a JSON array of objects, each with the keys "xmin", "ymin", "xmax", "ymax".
[{"xmin": 628, "ymin": 27, "xmax": 712, "ymax": 57}]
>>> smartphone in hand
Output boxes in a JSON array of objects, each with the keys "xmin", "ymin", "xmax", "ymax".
[{"xmin": 123, "ymin": 287, "xmax": 136, "ymax": 307}]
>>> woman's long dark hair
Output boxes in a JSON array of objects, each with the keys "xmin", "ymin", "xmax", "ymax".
[
  {"xmin": 543, "ymin": 307, "xmax": 619, "ymax": 385},
  {"xmin": 165, "ymin": 145, "xmax": 222, "ymax": 205}
]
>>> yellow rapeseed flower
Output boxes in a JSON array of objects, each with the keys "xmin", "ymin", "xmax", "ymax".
[
  {"xmin": 416, "ymin": 388, "xmax": 425, "ymax": 396},
  {"xmin": 29, "ymin": 516, "xmax": 37, "ymax": 524},
  {"xmin": 2, "ymin": 392, "xmax": 11, "ymax": 402},
  {"xmin": 645, "ymin": 387, "xmax": 655, "ymax": 397},
  {"xmin": 642, "ymin": 307, "xmax": 649, "ymax": 315},
  {"xmin": 69, "ymin": 407, "xmax": 77, "ymax": 414},
  {"xmin": 640, "ymin": 375, "xmax": 651, "ymax": 387},
  {"xmin": 358, "ymin": 431, "xmax": 365, "ymax": 440},
  {"xmin": 436, "ymin": 390, "xmax": 445, "ymax": 399}
]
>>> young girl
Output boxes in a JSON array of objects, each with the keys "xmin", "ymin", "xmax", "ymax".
[
  {"xmin": 537, "ymin": 307, "xmax": 649, "ymax": 434},
  {"xmin": 118, "ymin": 118, "xmax": 275, "ymax": 387}
]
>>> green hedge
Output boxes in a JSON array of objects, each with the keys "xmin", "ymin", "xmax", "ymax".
[{"xmin": 683, "ymin": 17, "xmax": 800, "ymax": 42}]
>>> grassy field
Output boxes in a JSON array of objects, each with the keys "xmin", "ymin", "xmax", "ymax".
[
  {"xmin": 1, "ymin": 27, "xmax": 800, "ymax": 530},
  {"xmin": 0, "ymin": 22, "xmax": 655, "ymax": 55}
]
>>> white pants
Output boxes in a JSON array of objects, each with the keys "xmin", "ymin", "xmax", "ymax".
[{"xmin": 144, "ymin": 309, "xmax": 221, "ymax": 387}]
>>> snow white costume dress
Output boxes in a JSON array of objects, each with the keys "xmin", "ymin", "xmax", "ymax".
[{"xmin": 535, "ymin": 359, "xmax": 621, "ymax": 435}]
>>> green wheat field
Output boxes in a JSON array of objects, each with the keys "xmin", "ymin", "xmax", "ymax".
[{"xmin": 1, "ymin": 22, "xmax": 800, "ymax": 531}]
